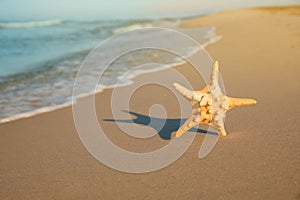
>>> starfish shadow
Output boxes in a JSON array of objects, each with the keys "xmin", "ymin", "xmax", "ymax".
[{"xmin": 103, "ymin": 110, "xmax": 218, "ymax": 140}]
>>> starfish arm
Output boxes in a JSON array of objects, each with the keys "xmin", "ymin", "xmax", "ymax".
[
  {"xmin": 209, "ymin": 61, "xmax": 220, "ymax": 86},
  {"xmin": 173, "ymin": 83, "xmax": 194, "ymax": 101},
  {"xmin": 212, "ymin": 120, "xmax": 227, "ymax": 136},
  {"xmin": 217, "ymin": 125, "xmax": 227, "ymax": 136},
  {"xmin": 226, "ymin": 97, "xmax": 257, "ymax": 110},
  {"xmin": 173, "ymin": 83, "xmax": 204, "ymax": 102},
  {"xmin": 175, "ymin": 115, "xmax": 198, "ymax": 137}
]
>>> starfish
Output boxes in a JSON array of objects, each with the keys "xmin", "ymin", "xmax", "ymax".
[{"xmin": 173, "ymin": 61, "xmax": 257, "ymax": 137}]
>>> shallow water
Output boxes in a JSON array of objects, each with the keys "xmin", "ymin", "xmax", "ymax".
[{"xmin": 0, "ymin": 18, "xmax": 220, "ymax": 122}]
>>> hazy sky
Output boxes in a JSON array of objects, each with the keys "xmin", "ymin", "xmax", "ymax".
[{"xmin": 0, "ymin": 0, "xmax": 298, "ymax": 20}]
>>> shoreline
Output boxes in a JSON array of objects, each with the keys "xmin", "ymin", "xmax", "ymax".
[
  {"xmin": 1, "ymin": 6, "xmax": 300, "ymax": 200},
  {"xmin": 0, "ymin": 27, "xmax": 221, "ymax": 124}
]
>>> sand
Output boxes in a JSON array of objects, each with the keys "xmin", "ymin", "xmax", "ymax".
[{"xmin": 1, "ymin": 6, "xmax": 300, "ymax": 200}]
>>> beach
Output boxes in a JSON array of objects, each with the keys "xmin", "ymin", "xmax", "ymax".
[{"xmin": 1, "ymin": 6, "xmax": 300, "ymax": 200}]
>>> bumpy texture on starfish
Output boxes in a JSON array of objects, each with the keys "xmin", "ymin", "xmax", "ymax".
[{"xmin": 173, "ymin": 61, "xmax": 257, "ymax": 137}]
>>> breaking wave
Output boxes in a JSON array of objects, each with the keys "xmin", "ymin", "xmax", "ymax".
[{"xmin": 0, "ymin": 20, "xmax": 63, "ymax": 29}]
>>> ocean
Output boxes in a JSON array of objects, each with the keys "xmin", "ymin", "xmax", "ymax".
[{"xmin": 0, "ymin": 18, "xmax": 220, "ymax": 123}]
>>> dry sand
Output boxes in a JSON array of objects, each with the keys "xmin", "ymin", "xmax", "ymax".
[{"xmin": 1, "ymin": 6, "xmax": 300, "ymax": 200}]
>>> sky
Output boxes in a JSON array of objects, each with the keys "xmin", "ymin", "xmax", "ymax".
[{"xmin": 0, "ymin": 0, "xmax": 298, "ymax": 21}]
